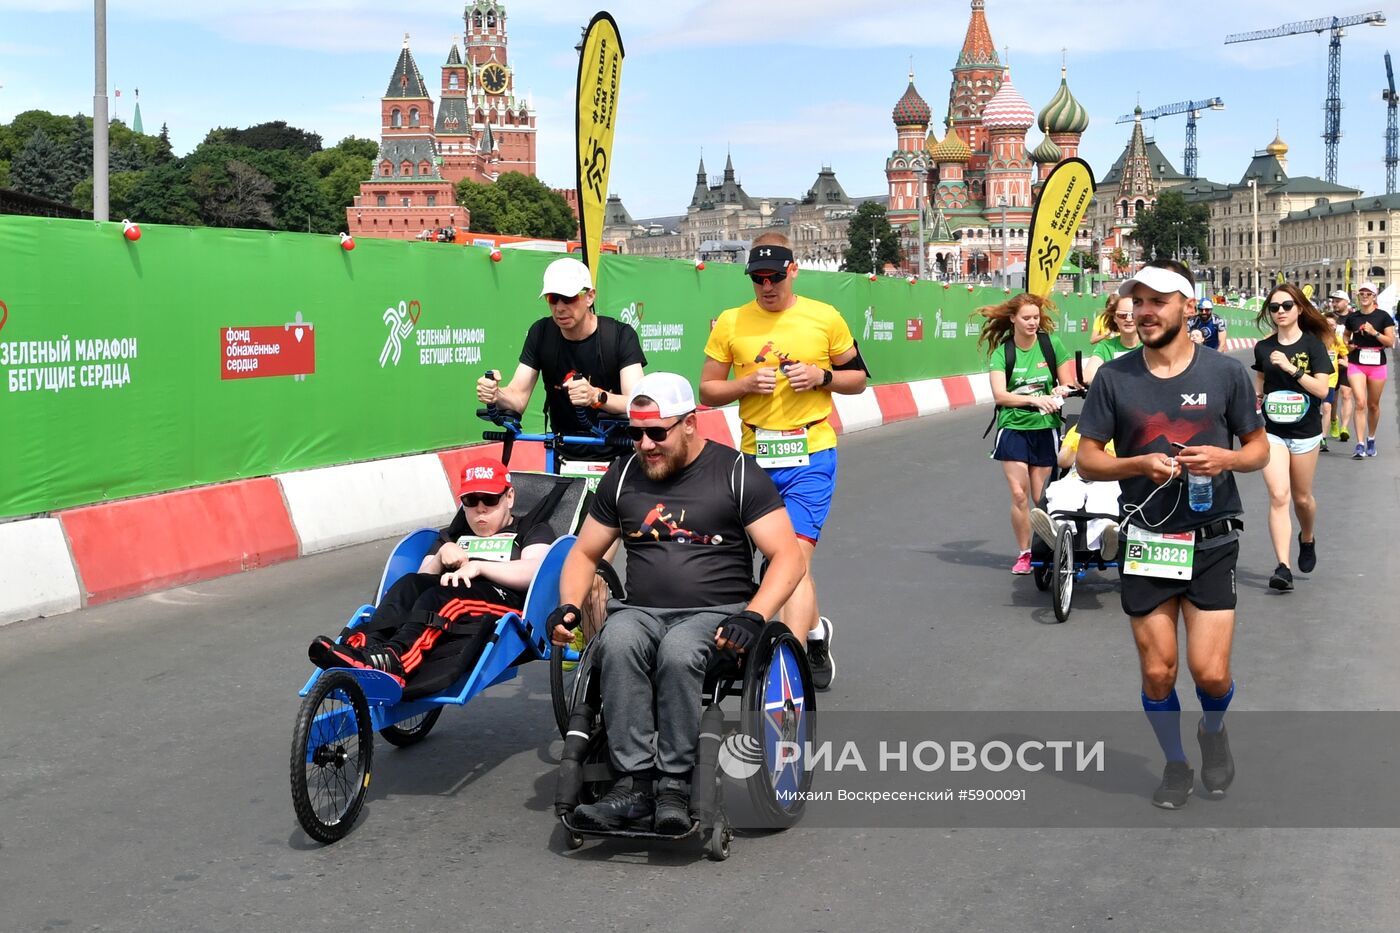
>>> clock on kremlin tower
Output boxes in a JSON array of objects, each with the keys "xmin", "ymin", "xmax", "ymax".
[{"xmin": 347, "ymin": 0, "xmax": 540, "ymax": 240}]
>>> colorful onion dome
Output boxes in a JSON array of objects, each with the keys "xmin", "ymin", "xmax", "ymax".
[
  {"xmin": 982, "ymin": 70, "xmax": 1034, "ymax": 129},
  {"xmin": 930, "ymin": 119, "xmax": 971, "ymax": 163},
  {"xmin": 892, "ymin": 77, "xmax": 932, "ymax": 127},
  {"xmin": 1037, "ymin": 66, "xmax": 1090, "ymax": 134},
  {"xmin": 1030, "ymin": 136, "xmax": 1063, "ymax": 163}
]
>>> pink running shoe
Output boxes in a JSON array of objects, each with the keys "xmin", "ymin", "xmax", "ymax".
[{"xmin": 1011, "ymin": 551, "xmax": 1033, "ymax": 575}]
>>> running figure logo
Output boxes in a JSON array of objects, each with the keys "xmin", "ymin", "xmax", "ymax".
[
  {"xmin": 380, "ymin": 300, "xmax": 419, "ymax": 368},
  {"xmin": 753, "ymin": 340, "xmax": 794, "ymax": 365},
  {"xmin": 627, "ymin": 502, "xmax": 723, "ymax": 544}
]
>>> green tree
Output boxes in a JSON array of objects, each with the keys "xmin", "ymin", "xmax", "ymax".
[
  {"xmin": 205, "ymin": 121, "xmax": 322, "ymax": 156},
  {"xmin": 10, "ymin": 127, "xmax": 67, "ymax": 201},
  {"xmin": 841, "ymin": 201, "xmax": 903, "ymax": 273},
  {"xmin": 72, "ymin": 170, "xmax": 145, "ymax": 217},
  {"xmin": 154, "ymin": 123, "xmax": 175, "ymax": 164},
  {"xmin": 191, "ymin": 158, "xmax": 277, "ymax": 228},
  {"xmin": 0, "ymin": 160, "xmax": 10, "ymax": 189},
  {"xmin": 306, "ymin": 144, "xmax": 373, "ymax": 218},
  {"xmin": 125, "ymin": 162, "xmax": 200, "ymax": 225},
  {"xmin": 334, "ymin": 136, "xmax": 379, "ymax": 161},
  {"xmin": 1129, "ymin": 190, "xmax": 1210, "ymax": 263},
  {"xmin": 455, "ymin": 171, "xmax": 576, "ymax": 239}
]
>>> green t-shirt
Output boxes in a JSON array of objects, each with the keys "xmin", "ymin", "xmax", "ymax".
[
  {"xmin": 989, "ymin": 333, "xmax": 1068, "ymax": 431},
  {"xmin": 1092, "ymin": 336, "xmax": 1141, "ymax": 363}
]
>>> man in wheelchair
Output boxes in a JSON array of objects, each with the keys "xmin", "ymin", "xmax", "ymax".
[
  {"xmin": 1029, "ymin": 424, "xmax": 1122, "ymax": 561},
  {"xmin": 547, "ymin": 372, "xmax": 805, "ymax": 834},
  {"xmin": 307, "ymin": 456, "xmax": 556, "ymax": 692}
]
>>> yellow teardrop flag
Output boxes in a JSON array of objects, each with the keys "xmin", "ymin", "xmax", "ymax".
[
  {"xmin": 1302, "ymin": 283, "xmax": 1314, "ymax": 300},
  {"xmin": 1026, "ymin": 158, "xmax": 1097, "ymax": 299},
  {"xmin": 575, "ymin": 12, "xmax": 624, "ymax": 276}
]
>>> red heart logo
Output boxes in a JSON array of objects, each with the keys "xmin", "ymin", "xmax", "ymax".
[
  {"xmin": 407, "ymin": 300, "xmax": 422, "ymax": 325},
  {"xmin": 0, "ymin": 299, "xmax": 7, "ymax": 334}
]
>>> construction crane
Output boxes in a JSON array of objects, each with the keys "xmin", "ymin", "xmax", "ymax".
[
  {"xmin": 1225, "ymin": 11, "xmax": 1387, "ymax": 185},
  {"xmin": 1385, "ymin": 51, "xmax": 1397, "ymax": 194},
  {"xmin": 1115, "ymin": 98, "xmax": 1225, "ymax": 179}
]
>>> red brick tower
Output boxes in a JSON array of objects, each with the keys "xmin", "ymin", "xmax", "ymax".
[
  {"xmin": 886, "ymin": 71, "xmax": 932, "ymax": 229},
  {"xmin": 463, "ymin": 0, "xmax": 536, "ymax": 178},
  {"xmin": 948, "ymin": 0, "xmax": 1002, "ymax": 193}
]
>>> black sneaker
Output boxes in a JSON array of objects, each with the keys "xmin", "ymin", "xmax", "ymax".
[
  {"xmin": 807, "ymin": 617, "xmax": 835, "ymax": 691},
  {"xmin": 1297, "ymin": 535, "xmax": 1317, "ymax": 574},
  {"xmin": 308, "ymin": 635, "xmax": 405, "ymax": 682},
  {"xmin": 571, "ymin": 775, "xmax": 655, "ymax": 831},
  {"xmin": 653, "ymin": 776, "xmax": 692, "ymax": 835},
  {"xmin": 1152, "ymin": 760, "xmax": 1194, "ymax": 809},
  {"xmin": 1269, "ymin": 563, "xmax": 1294, "ymax": 591},
  {"xmin": 1197, "ymin": 724, "xmax": 1235, "ymax": 796},
  {"xmin": 1339, "ymin": 428, "xmax": 1350, "ymax": 443}
]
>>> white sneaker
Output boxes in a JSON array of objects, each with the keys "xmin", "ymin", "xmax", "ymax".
[
  {"xmin": 1029, "ymin": 508, "xmax": 1058, "ymax": 547},
  {"xmin": 1100, "ymin": 522, "xmax": 1120, "ymax": 561}
]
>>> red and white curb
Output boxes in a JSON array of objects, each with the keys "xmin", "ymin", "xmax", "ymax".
[{"xmin": 0, "ymin": 370, "xmax": 990, "ymax": 625}]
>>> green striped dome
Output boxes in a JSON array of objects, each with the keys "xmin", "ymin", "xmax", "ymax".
[
  {"xmin": 1030, "ymin": 136, "xmax": 1062, "ymax": 163},
  {"xmin": 1037, "ymin": 68, "xmax": 1089, "ymax": 135}
]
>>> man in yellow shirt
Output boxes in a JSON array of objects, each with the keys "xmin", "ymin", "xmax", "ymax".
[{"xmin": 699, "ymin": 231, "xmax": 868, "ymax": 690}]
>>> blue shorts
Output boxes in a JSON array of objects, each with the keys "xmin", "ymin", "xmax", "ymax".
[
  {"xmin": 991, "ymin": 427, "xmax": 1059, "ymax": 467},
  {"xmin": 761, "ymin": 447, "xmax": 838, "ymax": 544}
]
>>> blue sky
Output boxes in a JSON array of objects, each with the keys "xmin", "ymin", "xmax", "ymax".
[{"xmin": 1, "ymin": 1, "xmax": 1396, "ymax": 218}]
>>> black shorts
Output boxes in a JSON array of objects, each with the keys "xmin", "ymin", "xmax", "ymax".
[
  {"xmin": 1118, "ymin": 539, "xmax": 1239, "ymax": 617},
  {"xmin": 992, "ymin": 427, "xmax": 1059, "ymax": 467}
]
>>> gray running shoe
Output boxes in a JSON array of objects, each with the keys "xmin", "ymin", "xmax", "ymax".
[
  {"xmin": 653, "ymin": 776, "xmax": 692, "ymax": 835},
  {"xmin": 1152, "ymin": 760, "xmax": 1194, "ymax": 809},
  {"xmin": 1197, "ymin": 724, "xmax": 1235, "ymax": 796},
  {"xmin": 1029, "ymin": 508, "xmax": 1058, "ymax": 547},
  {"xmin": 1100, "ymin": 522, "xmax": 1120, "ymax": 561}
]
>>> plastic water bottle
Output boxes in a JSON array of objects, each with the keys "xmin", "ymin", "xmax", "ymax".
[{"xmin": 1187, "ymin": 471, "xmax": 1213, "ymax": 512}]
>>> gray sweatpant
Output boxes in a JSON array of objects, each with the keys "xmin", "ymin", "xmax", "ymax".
[{"xmin": 595, "ymin": 600, "xmax": 746, "ymax": 776}]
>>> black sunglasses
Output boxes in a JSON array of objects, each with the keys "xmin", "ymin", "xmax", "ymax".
[
  {"xmin": 624, "ymin": 417, "xmax": 688, "ymax": 443},
  {"xmin": 461, "ymin": 491, "xmax": 505, "ymax": 508},
  {"xmin": 546, "ymin": 292, "xmax": 585, "ymax": 305},
  {"xmin": 749, "ymin": 270, "xmax": 788, "ymax": 285},
  {"xmin": 1267, "ymin": 300, "xmax": 1296, "ymax": 313}
]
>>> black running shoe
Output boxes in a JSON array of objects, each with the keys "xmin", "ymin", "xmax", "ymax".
[
  {"xmin": 571, "ymin": 775, "xmax": 655, "ymax": 831},
  {"xmin": 1269, "ymin": 563, "xmax": 1294, "ymax": 591},
  {"xmin": 1339, "ymin": 429, "xmax": 1350, "ymax": 443},
  {"xmin": 653, "ymin": 776, "xmax": 692, "ymax": 836},
  {"xmin": 308, "ymin": 635, "xmax": 405, "ymax": 681},
  {"xmin": 807, "ymin": 617, "xmax": 835, "ymax": 691},
  {"xmin": 1197, "ymin": 724, "xmax": 1235, "ymax": 796},
  {"xmin": 1152, "ymin": 760, "xmax": 1194, "ymax": 809},
  {"xmin": 1297, "ymin": 535, "xmax": 1317, "ymax": 574}
]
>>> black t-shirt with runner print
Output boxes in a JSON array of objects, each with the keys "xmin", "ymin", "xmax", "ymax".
[
  {"xmin": 1344, "ymin": 310, "xmax": 1395, "ymax": 366},
  {"xmin": 589, "ymin": 441, "xmax": 785, "ymax": 608},
  {"xmin": 1078, "ymin": 345, "xmax": 1263, "ymax": 538},
  {"xmin": 519, "ymin": 315, "xmax": 646, "ymax": 459},
  {"xmin": 1252, "ymin": 332, "xmax": 1332, "ymax": 439}
]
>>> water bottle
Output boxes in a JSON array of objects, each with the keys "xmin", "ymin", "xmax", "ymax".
[{"xmin": 1187, "ymin": 471, "xmax": 1213, "ymax": 512}]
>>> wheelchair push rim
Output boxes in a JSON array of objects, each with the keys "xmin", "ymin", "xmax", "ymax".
[
  {"xmin": 290, "ymin": 670, "xmax": 374, "ymax": 844},
  {"xmin": 741, "ymin": 625, "xmax": 816, "ymax": 828}
]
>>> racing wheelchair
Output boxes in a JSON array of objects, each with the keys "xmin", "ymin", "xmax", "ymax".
[{"xmin": 552, "ymin": 622, "xmax": 816, "ymax": 861}]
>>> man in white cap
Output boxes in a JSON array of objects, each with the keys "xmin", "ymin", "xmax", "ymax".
[
  {"xmin": 548, "ymin": 371, "xmax": 804, "ymax": 835},
  {"xmin": 476, "ymin": 256, "xmax": 646, "ymax": 467},
  {"xmin": 1076, "ymin": 259, "xmax": 1268, "ymax": 810},
  {"xmin": 1187, "ymin": 297, "xmax": 1226, "ymax": 350},
  {"xmin": 1343, "ymin": 282, "xmax": 1398, "ymax": 458}
]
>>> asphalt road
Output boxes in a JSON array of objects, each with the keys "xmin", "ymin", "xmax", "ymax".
[{"xmin": 3, "ymin": 353, "xmax": 1398, "ymax": 932}]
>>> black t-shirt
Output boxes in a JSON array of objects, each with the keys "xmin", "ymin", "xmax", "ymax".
[
  {"xmin": 1344, "ymin": 310, "xmax": 1395, "ymax": 366},
  {"xmin": 438, "ymin": 515, "xmax": 556, "ymax": 561},
  {"xmin": 1252, "ymin": 332, "xmax": 1332, "ymax": 439},
  {"xmin": 589, "ymin": 441, "xmax": 785, "ymax": 608},
  {"xmin": 519, "ymin": 315, "xmax": 646, "ymax": 460},
  {"xmin": 1078, "ymin": 346, "xmax": 1263, "ymax": 538}
]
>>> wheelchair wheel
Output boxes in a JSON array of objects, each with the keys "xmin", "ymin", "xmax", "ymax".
[
  {"xmin": 379, "ymin": 708, "xmax": 443, "ymax": 747},
  {"xmin": 1051, "ymin": 523, "xmax": 1075, "ymax": 623},
  {"xmin": 741, "ymin": 624, "xmax": 815, "ymax": 829},
  {"xmin": 551, "ymin": 562, "xmax": 621, "ymax": 738},
  {"xmin": 704, "ymin": 818, "xmax": 733, "ymax": 861},
  {"xmin": 290, "ymin": 671, "xmax": 374, "ymax": 844}
]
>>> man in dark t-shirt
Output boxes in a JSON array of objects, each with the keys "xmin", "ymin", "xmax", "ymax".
[
  {"xmin": 308, "ymin": 457, "xmax": 555, "ymax": 692},
  {"xmin": 548, "ymin": 372, "xmax": 804, "ymax": 835},
  {"xmin": 1078, "ymin": 260, "xmax": 1268, "ymax": 810},
  {"xmin": 1187, "ymin": 298, "xmax": 1225, "ymax": 350},
  {"xmin": 476, "ymin": 257, "xmax": 646, "ymax": 463}
]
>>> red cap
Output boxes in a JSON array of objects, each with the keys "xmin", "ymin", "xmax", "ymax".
[{"xmin": 459, "ymin": 456, "xmax": 511, "ymax": 496}]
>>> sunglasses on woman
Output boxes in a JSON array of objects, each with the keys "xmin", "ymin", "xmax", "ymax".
[
  {"xmin": 461, "ymin": 491, "xmax": 505, "ymax": 508},
  {"xmin": 624, "ymin": 418, "xmax": 688, "ymax": 443},
  {"xmin": 1267, "ymin": 300, "xmax": 1296, "ymax": 313}
]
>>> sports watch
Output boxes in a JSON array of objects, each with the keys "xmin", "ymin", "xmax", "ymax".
[{"xmin": 591, "ymin": 389, "xmax": 609, "ymax": 409}]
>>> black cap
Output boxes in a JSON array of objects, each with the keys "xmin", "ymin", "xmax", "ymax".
[{"xmin": 745, "ymin": 244, "xmax": 793, "ymax": 274}]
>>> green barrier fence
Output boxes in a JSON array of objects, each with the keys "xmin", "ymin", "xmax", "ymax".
[{"xmin": 1, "ymin": 216, "xmax": 1114, "ymax": 518}]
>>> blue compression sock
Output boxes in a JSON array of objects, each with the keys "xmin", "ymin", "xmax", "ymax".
[
  {"xmin": 1196, "ymin": 681, "xmax": 1235, "ymax": 734},
  {"xmin": 1142, "ymin": 690, "xmax": 1186, "ymax": 762}
]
